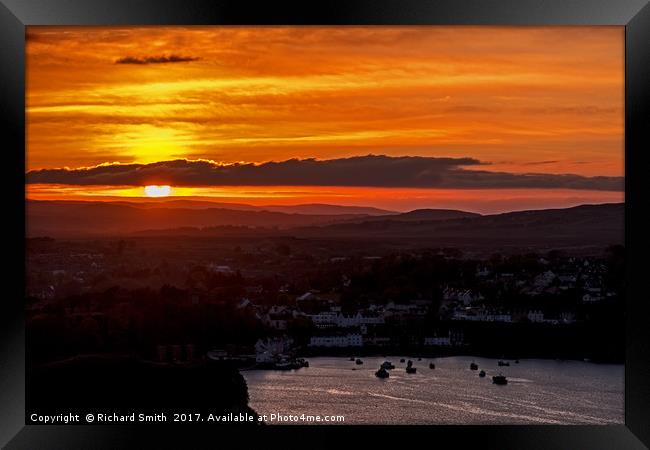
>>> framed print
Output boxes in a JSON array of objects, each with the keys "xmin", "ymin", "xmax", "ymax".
[{"xmin": 1, "ymin": 0, "xmax": 649, "ymax": 448}]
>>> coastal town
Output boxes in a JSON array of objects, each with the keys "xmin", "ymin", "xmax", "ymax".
[{"xmin": 26, "ymin": 236, "xmax": 625, "ymax": 367}]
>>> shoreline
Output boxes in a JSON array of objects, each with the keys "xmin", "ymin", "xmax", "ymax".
[{"xmin": 296, "ymin": 348, "xmax": 624, "ymax": 364}]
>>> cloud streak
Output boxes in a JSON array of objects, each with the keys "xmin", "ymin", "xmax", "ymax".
[
  {"xmin": 115, "ymin": 55, "xmax": 200, "ymax": 65},
  {"xmin": 26, "ymin": 155, "xmax": 623, "ymax": 191}
]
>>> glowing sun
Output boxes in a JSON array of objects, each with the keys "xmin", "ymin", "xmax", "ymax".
[{"xmin": 144, "ymin": 185, "xmax": 172, "ymax": 197}]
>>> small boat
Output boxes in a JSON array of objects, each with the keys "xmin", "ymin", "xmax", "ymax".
[
  {"xmin": 406, "ymin": 360, "xmax": 416, "ymax": 374},
  {"xmin": 296, "ymin": 358, "xmax": 309, "ymax": 368},
  {"xmin": 355, "ymin": 358, "xmax": 363, "ymax": 365},
  {"xmin": 349, "ymin": 357, "xmax": 356, "ymax": 361},
  {"xmin": 479, "ymin": 370, "xmax": 486, "ymax": 377},
  {"xmin": 470, "ymin": 362, "xmax": 478, "ymax": 370},
  {"xmin": 375, "ymin": 367, "xmax": 390, "ymax": 378},
  {"xmin": 429, "ymin": 363, "xmax": 435, "ymax": 369},
  {"xmin": 275, "ymin": 361, "xmax": 294, "ymax": 370},
  {"xmin": 381, "ymin": 361, "xmax": 396, "ymax": 370},
  {"xmin": 498, "ymin": 361, "xmax": 510, "ymax": 367},
  {"xmin": 400, "ymin": 358, "xmax": 406, "ymax": 363},
  {"xmin": 492, "ymin": 374, "xmax": 508, "ymax": 385}
]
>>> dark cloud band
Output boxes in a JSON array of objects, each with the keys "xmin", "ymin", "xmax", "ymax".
[
  {"xmin": 26, "ymin": 155, "xmax": 624, "ymax": 191},
  {"xmin": 115, "ymin": 55, "xmax": 200, "ymax": 65}
]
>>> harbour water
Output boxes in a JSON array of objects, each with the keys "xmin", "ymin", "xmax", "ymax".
[{"xmin": 243, "ymin": 356, "xmax": 623, "ymax": 425}]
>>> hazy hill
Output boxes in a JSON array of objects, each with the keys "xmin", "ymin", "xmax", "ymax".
[
  {"xmin": 72, "ymin": 199, "xmax": 393, "ymax": 215},
  {"xmin": 358, "ymin": 208, "xmax": 480, "ymax": 222},
  {"xmin": 29, "ymin": 198, "xmax": 392, "ymax": 214},
  {"xmin": 26, "ymin": 200, "xmax": 375, "ymax": 237},
  {"xmin": 293, "ymin": 203, "xmax": 624, "ymax": 249},
  {"xmin": 258, "ymin": 203, "xmax": 394, "ymax": 216}
]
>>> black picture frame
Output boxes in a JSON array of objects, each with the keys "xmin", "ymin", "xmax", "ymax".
[{"xmin": 1, "ymin": 1, "xmax": 648, "ymax": 448}]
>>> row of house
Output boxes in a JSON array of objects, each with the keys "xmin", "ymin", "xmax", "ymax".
[
  {"xmin": 308, "ymin": 330, "xmax": 464, "ymax": 348},
  {"xmin": 451, "ymin": 307, "xmax": 513, "ymax": 322},
  {"xmin": 308, "ymin": 333, "xmax": 364, "ymax": 348},
  {"xmin": 309, "ymin": 311, "xmax": 384, "ymax": 329},
  {"xmin": 451, "ymin": 307, "xmax": 577, "ymax": 324}
]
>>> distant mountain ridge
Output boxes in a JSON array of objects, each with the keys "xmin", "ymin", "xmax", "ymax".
[
  {"xmin": 27, "ymin": 200, "xmax": 624, "ymax": 250},
  {"xmin": 359, "ymin": 208, "xmax": 480, "ymax": 222}
]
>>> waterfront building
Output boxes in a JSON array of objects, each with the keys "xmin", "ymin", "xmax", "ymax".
[{"xmin": 308, "ymin": 333, "xmax": 363, "ymax": 347}]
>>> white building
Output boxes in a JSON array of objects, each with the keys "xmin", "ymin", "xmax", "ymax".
[
  {"xmin": 364, "ymin": 336, "xmax": 391, "ymax": 346},
  {"xmin": 452, "ymin": 308, "xmax": 512, "ymax": 322},
  {"xmin": 207, "ymin": 264, "xmax": 234, "ymax": 274},
  {"xmin": 527, "ymin": 310, "xmax": 545, "ymax": 323},
  {"xmin": 423, "ymin": 335, "xmax": 452, "ymax": 346},
  {"xmin": 559, "ymin": 311, "xmax": 576, "ymax": 324},
  {"xmin": 308, "ymin": 334, "xmax": 363, "ymax": 348},
  {"xmin": 336, "ymin": 312, "xmax": 384, "ymax": 327},
  {"xmin": 237, "ymin": 298, "xmax": 251, "ymax": 309},
  {"xmin": 309, "ymin": 311, "xmax": 339, "ymax": 328},
  {"xmin": 309, "ymin": 312, "xmax": 384, "ymax": 329},
  {"xmin": 383, "ymin": 302, "xmax": 426, "ymax": 317},
  {"xmin": 484, "ymin": 313, "xmax": 512, "ymax": 322},
  {"xmin": 582, "ymin": 293, "xmax": 603, "ymax": 303},
  {"xmin": 443, "ymin": 288, "xmax": 481, "ymax": 306},
  {"xmin": 534, "ymin": 270, "xmax": 556, "ymax": 288},
  {"xmin": 296, "ymin": 292, "xmax": 318, "ymax": 302},
  {"xmin": 265, "ymin": 315, "xmax": 288, "ymax": 330},
  {"xmin": 329, "ymin": 256, "xmax": 348, "ymax": 263},
  {"xmin": 451, "ymin": 309, "xmax": 481, "ymax": 321}
]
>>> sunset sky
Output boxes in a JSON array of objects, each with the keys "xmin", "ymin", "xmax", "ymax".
[{"xmin": 26, "ymin": 26, "xmax": 624, "ymax": 213}]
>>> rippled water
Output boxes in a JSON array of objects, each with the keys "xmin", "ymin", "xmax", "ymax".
[{"xmin": 243, "ymin": 356, "xmax": 623, "ymax": 425}]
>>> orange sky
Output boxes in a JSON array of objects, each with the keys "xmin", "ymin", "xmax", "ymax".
[{"xmin": 26, "ymin": 26, "xmax": 624, "ymax": 212}]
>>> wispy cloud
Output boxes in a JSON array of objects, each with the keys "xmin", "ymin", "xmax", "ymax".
[
  {"xmin": 26, "ymin": 155, "xmax": 624, "ymax": 191},
  {"xmin": 521, "ymin": 160, "xmax": 560, "ymax": 166}
]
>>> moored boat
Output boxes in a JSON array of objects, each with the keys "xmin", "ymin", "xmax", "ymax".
[
  {"xmin": 375, "ymin": 367, "xmax": 390, "ymax": 378},
  {"xmin": 406, "ymin": 360, "xmax": 416, "ymax": 374},
  {"xmin": 498, "ymin": 360, "xmax": 510, "ymax": 367},
  {"xmin": 381, "ymin": 361, "xmax": 396, "ymax": 370},
  {"xmin": 492, "ymin": 374, "xmax": 508, "ymax": 385},
  {"xmin": 429, "ymin": 363, "xmax": 435, "ymax": 369},
  {"xmin": 479, "ymin": 370, "xmax": 486, "ymax": 377},
  {"xmin": 355, "ymin": 358, "xmax": 363, "ymax": 365},
  {"xmin": 275, "ymin": 361, "xmax": 294, "ymax": 370},
  {"xmin": 470, "ymin": 362, "xmax": 478, "ymax": 370}
]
